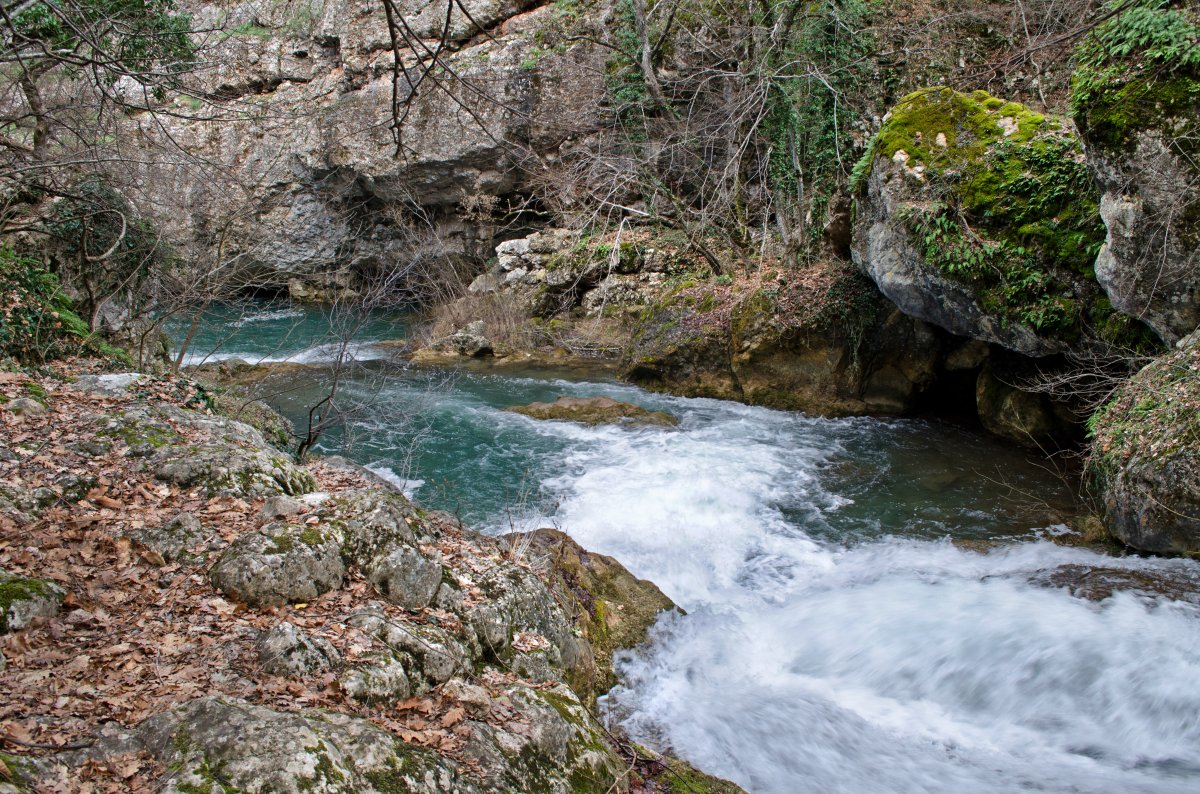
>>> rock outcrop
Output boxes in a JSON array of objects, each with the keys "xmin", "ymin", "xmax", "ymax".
[
  {"xmin": 506, "ymin": 395, "xmax": 678, "ymax": 427},
  {"xmin": 1072, "ymin": 0, "xmax": 1200, "ymax": 345},
  {"xmin": 851, "ymin": 87, "xmax": 1122, "ymax": 358},
  {"xmin": 1088, "ymin": 330, "xmax": 1200, "ymax": 554},
  {"xmin": 127, "ymin": 0, "xmax": 610, "ymax": 296}
]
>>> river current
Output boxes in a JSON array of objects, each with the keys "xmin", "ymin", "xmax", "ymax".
[{"xmin": 182, "ymin": 304, "xmax": 1200, "ymax": 793}]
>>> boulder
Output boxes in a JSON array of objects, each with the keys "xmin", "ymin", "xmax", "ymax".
[
  {"xmin": 340, "ymin": 653, "xmax": 412, "ymax": 703},
  {"xmin": 364, "ymin": 545, "xmax": 444, "ymax": 610},
  {"xmin": 124, "ymin": 512, "xmax": 209, "ymax": 564},
  {"xmin": 209, "ymin": 522, "xmax": 346, "ymax": 607},
  {"xmin": 427, "ymin": 321, "xmax": 495, "ymax": 358},
  {"xmin": 1072, "ymin": 1, "xmax": 1200, "ymax": 345},
  {"xmin": 506, "ymin": 396, "xmax": 678, "ymax": 428},
  {"xmin": 348, "ymin": 606, "xmax": 475, "ymax": 690},
  {"xmin": 0, "ymin": 572, "xmax": 65, "ymax": 633},
  {"xmin": 258, "ymin": 621, "xmax": 342, "ymax": 678},
  {"xmin": 514, "ymin": 529, "xmax": 677, "ymax": 702},
  {"xmin": 40, "ymin": 696, "xmax": 474, "ymax": 793},
  {"xmin": 851, "ymin": 88, "xmax": 1120, "ymax": 357},
  {"xmin": 1088, "ymin": 330, "xmax": 1200, "ymax": 553},
  {"xmin": 975, "ymin": 358, "xmax": 1081, "ymax": 448}
]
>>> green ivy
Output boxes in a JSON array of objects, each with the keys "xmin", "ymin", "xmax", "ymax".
[{"xmin": 0, "ymin": 248, "xmax": 89, "ymax": 364}]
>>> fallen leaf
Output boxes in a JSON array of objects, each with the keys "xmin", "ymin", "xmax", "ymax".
[{"xmin": 440, "ymin": 707, "xmax": 466, "ymax": 728}]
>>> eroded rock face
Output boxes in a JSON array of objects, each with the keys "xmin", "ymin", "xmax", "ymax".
[
  {"xmin": 1071, "ymin": 1, "xmax": 1200, "ymax": 345},
  {"xmin": 851, "ymin": 88, "xmax": 1117, "ymax": 358},
  {"xmin": 515, "ymin": 528, "xmax": 677, "ymax": 702},
  {"xmin": 127, "ymin": 0, "xmax": 608, "ymax": 291},
  {"xmin": 1088, "ymin": 330, "xmax": 1200, "ymax": 553}
]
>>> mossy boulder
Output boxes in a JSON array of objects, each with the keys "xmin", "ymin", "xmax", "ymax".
[
  {"xmin": 852, "ymin": 87, "xmax": 1122, "ymax": 357},
  {"xmin": 506, "ymin": 396, "xmax": 678, "ymax": 428},
  {"xmin": 1071, "ymin": 0, "xmax": 1200, "ymax": 345},
  {"xmin": 0, "ymin": 572, "xmax": 64, "ymax": 633},
  {"xmin": 515, "ymin": 528, "xmax": 677, "ymax": 704},
  {"xmin": 1087, "ymin": 329, "xmax": 1200, "ymax": 553}
]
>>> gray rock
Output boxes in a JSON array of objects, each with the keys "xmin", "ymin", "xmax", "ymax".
[
  {"xmin": 260, "ymin": 494, "xmax": 304, "ymax": 521},
  {"xmin": 258, "ymin": 621, "xmax": 341, "ymax": 677},
  {"xmin": 69, "ymin": 373, "xmax": 146, "ymax": 397},
  {"xmin": 1089, "ymin": 131, "xmax": 1200, "ymax": 345},
  {"xmin": 42, "ymin": 696, "xmax": 475, "ymax": 793},
  {"xmin": 467, "ymin": 271, "xmax": 502, "ymax": 294},
  {"xmin": 459, "ymin": 682, "xmax": 626, "ymax": 794},
  {"xmin": 125, "ymin": 512, "xmax": 208, "ymax": 564},
  {"xmin": 429, "ymin": 321, "xmax": 494, "ymax": 358},
  {"xmin": 209, "ymin": 522, "xmax": 346, "ymax": 607},
  {"xmin": 340, "ymin": 653, "xmax": 411, "ymax": 703},
  {"xmin": 348, "ymin": 606, "xmax": 475, "ymax": 689},
  {"xmin": 0, "ymin": 572, "xmax": 65, "ymax": 633},
  {"xmin": 4, "ymin": 397, "xmax": 47, "ymax": 417},
  {"xmin": 365, "ymin": 546, "xmax": 444, "ymax": 610}
]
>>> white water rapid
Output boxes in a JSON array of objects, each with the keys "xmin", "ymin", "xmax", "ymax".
[{"xmin": 484, "ymin": 394, "xmax": 1200, "ymax": 794}]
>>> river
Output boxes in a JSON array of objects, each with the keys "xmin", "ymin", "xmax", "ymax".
[{"xmin": 180, "ymin": 303, "xmax": 1200, "ymax": 793}]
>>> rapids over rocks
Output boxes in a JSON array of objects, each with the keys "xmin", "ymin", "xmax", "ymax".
[{"xmin": 189, "ymin": 305, "xmax": 1200, "ymax": 794}]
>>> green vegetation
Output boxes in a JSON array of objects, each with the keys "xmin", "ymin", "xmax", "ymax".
[
  {"xmin": 867, "ymin": 88, "xmax": 1109, "ymax": 337},
  {"xmin": 0, "ymin": 247, "xmax": 90, "ymax": 363},
  {"xmin": 1071, "ymin": 0, "xmax": 1200, "ymax": 151}
]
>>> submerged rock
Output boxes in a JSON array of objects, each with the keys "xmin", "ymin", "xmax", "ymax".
[
  {"xmin": 1088, "ymin": 330, "xmax": 1200, "ymax": 553},
  {"xmin": 506, "ymin": 396, "xmax": 678, "ymax": 428}
]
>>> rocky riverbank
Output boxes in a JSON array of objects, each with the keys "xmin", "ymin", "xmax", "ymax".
[{"xmin": 0, "ymin": 363, "xmax": 740, "ymax": 793}]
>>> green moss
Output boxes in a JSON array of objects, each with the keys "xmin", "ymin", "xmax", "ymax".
[
  {"xmin": 0, "ymin": 750, "xmax": 32, "ymax": 790},
  {"xmin": 265, "ymin": 531, "xmax": 296, "ymax": 555},
  {"xmin": 299, "ymin": 526, "xmax": 325, "ymax": 546},
  {"xmin": 0, "ymin": 575, "xmax": 59, "ymax": 631},
  {"xmin": 1071, "ymin": 1, "xmax": 1200, "ymax": 152},
  {"xmin": 875, "ymin": 88, "xmax": 1107, "ymax": 339}
]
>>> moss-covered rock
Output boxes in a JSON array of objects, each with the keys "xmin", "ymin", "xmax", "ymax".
[
  {"xmin": 515, "ymin": 528, "xmax": 677, "ymax": 704},
  {"xmin": 1071, "ymin": 0, "xmax": 1200, "ymax": 345},
  {"xmin": 506, "ymin": 396, "xmax": 678, "ymax": 428},
  {"xmin": 852, "ymin": 87, "xmax": 1122, "ymax": 357},
  {"xmin": 209, "ymin": 521, "xmax": 347, "ymax": 607},
  {"xmin": 1087, "ymin": 329, "xmax": 1200, "ymax": 553},
  {"xmin": 0, "ymin": 572, "xmax": 65, "ymax": 633}
]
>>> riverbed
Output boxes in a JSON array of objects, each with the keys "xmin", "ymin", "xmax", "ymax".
[{"xmin": 182, "ymin": 303, "xmax": 1200, "ymax": 793}]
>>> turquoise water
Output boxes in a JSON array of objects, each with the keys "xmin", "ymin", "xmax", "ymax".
[{"xmin": 176, "ymin": 304, "xmax": 1200, "ymax": 794}]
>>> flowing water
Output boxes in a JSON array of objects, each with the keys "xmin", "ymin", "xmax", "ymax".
[{"xmin": 181, "ymin": 304, "xmax": 1200, "ymax": 793}]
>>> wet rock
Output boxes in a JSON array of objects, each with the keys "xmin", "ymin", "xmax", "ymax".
[
  {"xmin": 258, "ymin": 621, "xmax": 341, "ymax": 677},
  {"xmin": 0, "ymin": 572, "xmax": 65, "ymax": 633},
  {"xmin": 514, "ymin": 529, "xmax": 677, "ymax": 702},
  {"xmin": 41, "ymin": 696, "xmax": 473, "ymax": 793},
  {"xmin": 1088, "ymin": 330, "xmax": 1200, "ymax": 553},
  {"xmin": 975, "ymin": 359, "xmax": 1080, "ymax": 448},
  {"xmin": 506, "ymin": 395, "xmax": 677, "ymax": 428},
  {"xmin": 209, "ymin": 522, "xmax": 346, "ymax": 607},
  {"xmin": 364, "ymin": 545, "xmax": 444, "ymax": 610},
  {"xmin": 124, "ymin": 512, "xmax": 209, "ymax": 564}
]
